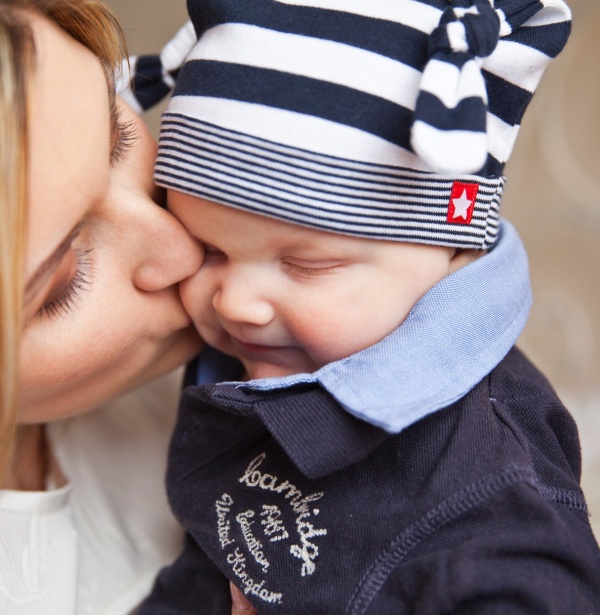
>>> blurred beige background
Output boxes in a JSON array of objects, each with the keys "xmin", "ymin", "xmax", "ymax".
[{"xmin": 106, "ymin": 0, "xmax": 600, "ymax": 538}]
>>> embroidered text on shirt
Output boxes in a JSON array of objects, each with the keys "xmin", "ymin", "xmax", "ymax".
[
  {"xmin": 239, "ymin": 453, "xmax": 328, "ymax": 577},
  {"xmin": 236, "ymin": 510, "xmax": 270, "ymax": 573},
  {"xmin": 227, "ymin": 548, "xmax": 283, "ymax": 605}
]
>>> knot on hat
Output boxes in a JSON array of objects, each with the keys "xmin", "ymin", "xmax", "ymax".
[
  {"xmin": 116, "ymin": 21, "xmax": 196, "ymax": 112},
  {"xmin": 412, "ymin": 0, "xmax": 502, "ymax": 175},
  {"xmin": 429, "ymin": 0, "xmax": 500, "ymax": 59}
]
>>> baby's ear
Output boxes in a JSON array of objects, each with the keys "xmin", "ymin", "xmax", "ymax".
[{"xmin": 449, "ymin": 249, "xmax": 485, "ymax": 275}]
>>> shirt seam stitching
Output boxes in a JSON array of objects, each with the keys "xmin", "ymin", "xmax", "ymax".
[{"xmin": 344, "ymin": 462, "xmax": 538, "ymax": 615}]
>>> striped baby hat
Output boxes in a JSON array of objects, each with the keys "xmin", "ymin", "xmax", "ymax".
[{"xmin": 155, "ymin": 0, "xmax": 571, "ymax": 249}]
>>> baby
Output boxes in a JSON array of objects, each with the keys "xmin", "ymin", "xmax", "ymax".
[{"xmin": 140, "ymin": 0, "xmax": 600, "ymax": 613}]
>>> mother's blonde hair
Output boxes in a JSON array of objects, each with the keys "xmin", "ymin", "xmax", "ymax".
[{"xmin": 0, "ymin": 0, "xmax": 127, "ymax": 483}]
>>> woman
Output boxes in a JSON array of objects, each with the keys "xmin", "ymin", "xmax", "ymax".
[{"xmin": 0, "ymin": 0, "xmax": 254, "ymax": 612}]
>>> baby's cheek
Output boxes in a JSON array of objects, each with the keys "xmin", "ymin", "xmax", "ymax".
[
  {"xmin": 179, "ymin": 272, "xmax": 213, "ymax": 325},
  {"xmin": 291, "ymin": 309, "xmax": 368, "ymax": 367}
]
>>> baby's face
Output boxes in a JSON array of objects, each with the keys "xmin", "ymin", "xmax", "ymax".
[{"xmin": 170, "ymin": 191, "xmax": 455, "ymax": 380}]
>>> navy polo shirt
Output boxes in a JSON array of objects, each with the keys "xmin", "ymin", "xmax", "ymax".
[{"xmin": 140, "ymin": 223, "xmax": 600, "ymax": 614}]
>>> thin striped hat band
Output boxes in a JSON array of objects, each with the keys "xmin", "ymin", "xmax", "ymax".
[{"xmin": 154, "ymin": 0, "xmax": 571, "ymax": 249}]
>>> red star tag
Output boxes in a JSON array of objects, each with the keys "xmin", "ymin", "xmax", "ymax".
[{"xmin": 447, "ymin": 181, "xmax": 478, "ymax": 225}]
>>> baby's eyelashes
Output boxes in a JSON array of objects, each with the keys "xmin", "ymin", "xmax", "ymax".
[{"xmin": 281, "ymin": 259, "xmax": 343, "ymax": 279}]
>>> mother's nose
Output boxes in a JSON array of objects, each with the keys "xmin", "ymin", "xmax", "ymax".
[{"xmin": 132, "ymin": 203, "xmax": 203, "ymax": 292}]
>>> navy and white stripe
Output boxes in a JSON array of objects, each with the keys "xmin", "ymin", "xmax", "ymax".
[{"xmin": 155, "ymin": 0, "xmax": 571, "ymax": 249}]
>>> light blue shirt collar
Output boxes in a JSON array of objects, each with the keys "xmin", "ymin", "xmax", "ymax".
[{"xmin": 197, "ymin": 220, "xmax": 531, "ymax": 434}]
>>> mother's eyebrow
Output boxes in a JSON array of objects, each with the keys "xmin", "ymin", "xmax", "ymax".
[
  {"xmin": 102, "ymin": 62, "xmax": 121, "ymax": 162},
  {"xmin": 24, "ymin": 222, "xmax": 84, "ymax": 308}
]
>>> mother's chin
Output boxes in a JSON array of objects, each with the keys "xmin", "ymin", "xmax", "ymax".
[{"xmin": 17, "ymin": 325, "xmax": 202, "ymax": 425}]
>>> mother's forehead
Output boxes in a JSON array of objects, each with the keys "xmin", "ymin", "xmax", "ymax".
[{"xmin": 25, "ymin": 10, "xmax": 110, "ymax": 279}]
